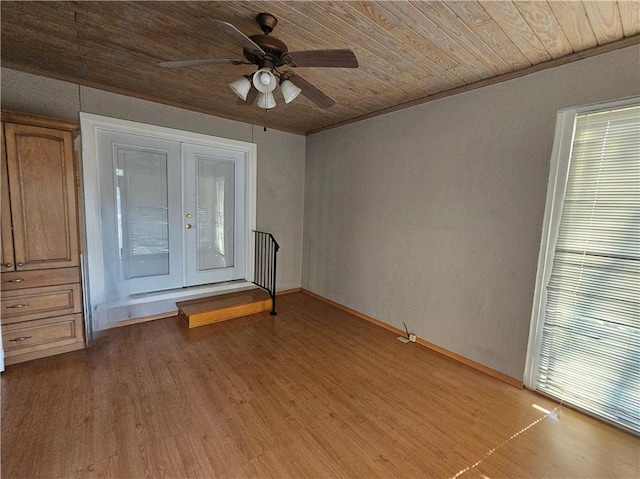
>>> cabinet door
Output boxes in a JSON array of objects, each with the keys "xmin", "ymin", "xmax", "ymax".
[
  {"xmin": 1, "ymin": 125, "xmax": 15, "ymax": 272},
  {"xmin": 4, "ymin": 123, "xmax": 79, "ymax": 270}
]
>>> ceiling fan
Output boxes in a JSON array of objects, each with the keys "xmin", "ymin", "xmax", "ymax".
[{"xmin": 158, "ymin": 13, "xmax": 358, "ymax": 110}]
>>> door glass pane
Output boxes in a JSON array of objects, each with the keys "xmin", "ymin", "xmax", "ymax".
[
  {"xmin": 196, "ymin": 156, "xmax": 235, "ymax": 271},
  {"xmin": 116, "ymin": 146, "xmax": 169, "ymax": 279}
]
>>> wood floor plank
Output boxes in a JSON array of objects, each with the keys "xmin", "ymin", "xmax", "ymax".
[{"xmin": 1, "ymin": 292, "xmax": 637, "ymax": 478}]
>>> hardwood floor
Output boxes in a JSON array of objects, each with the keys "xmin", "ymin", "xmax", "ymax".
[{"xmin": 2, "ymin": 292, "xmax": 638, "ymax": 478}]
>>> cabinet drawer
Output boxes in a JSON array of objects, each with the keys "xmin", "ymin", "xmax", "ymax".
[
  {"xmin": 1, "ymin": 267, "xmax": 80, "ymax": 291},
  {"xmin": 1, "ymin": 283, "xmax": 81, "ymax": 324},
  {"xmin": 2, "ymin": 313, "xmax": 83, "ymax": 355}
]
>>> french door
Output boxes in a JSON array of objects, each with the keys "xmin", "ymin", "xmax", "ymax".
[
  {"xmin": 182, "ymin": 143, "xmax": 246, "ymax": 286},
  {"xmin": 96, "ymin": 130, "xmax": 246, "ymax": 299}
]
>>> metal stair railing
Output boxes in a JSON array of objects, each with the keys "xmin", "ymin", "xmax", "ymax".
[{"xmin": 252, "ymin": 230, "xmax": 279, "ymax": 315}]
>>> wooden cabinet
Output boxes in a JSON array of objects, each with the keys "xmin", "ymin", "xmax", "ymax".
[{"xmin": 1, "ymin": 111, "xmax": 85, "ymax": 365}]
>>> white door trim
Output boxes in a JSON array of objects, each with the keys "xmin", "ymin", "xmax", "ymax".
[{"xmin": 80, "ymin": 113, "xmax": 256, "ymax": 326}]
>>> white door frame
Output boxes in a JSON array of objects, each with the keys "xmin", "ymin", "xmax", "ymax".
[{"xmin": 80, "ymin": 113, "xmax": 256, "ymax": 325}]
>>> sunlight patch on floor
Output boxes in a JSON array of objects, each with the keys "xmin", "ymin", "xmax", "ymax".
[{"xmin": 448, "ymin": 404, "xmax": 561, "ymax": 479}]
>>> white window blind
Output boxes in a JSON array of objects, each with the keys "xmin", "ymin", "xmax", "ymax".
[{"xmin": 533, "ymin": 103, "xmax": 639, "ymax": 433}]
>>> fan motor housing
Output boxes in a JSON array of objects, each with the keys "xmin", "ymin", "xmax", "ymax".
[{"xmin": 245, "ymin": 34, "xmax": 288, "ymax": 68}]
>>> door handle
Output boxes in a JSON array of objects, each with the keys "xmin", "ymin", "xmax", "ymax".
[
  {"xmin": 2, "ymin": 262, "xmax": 12, "ymax": 268},
  {"xmin": 185, "ymin": 224, "xmax": 192, "ymax": 229}
]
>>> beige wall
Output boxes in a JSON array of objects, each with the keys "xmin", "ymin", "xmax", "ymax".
[
  {"xmin": 303, "ymin": 45, "xmax": 640, "ymax": 381},
  {"xmin": 1, "ymin": 67, "xmax": 305, "ymax": 291},
  {"xmin": 3, "ymin": 44, "xmax": 639, "ymax": 379}
]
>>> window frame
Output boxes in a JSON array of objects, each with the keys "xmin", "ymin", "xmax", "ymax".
[{"xmin": 525, "ymin": 96, "xmax": 640, "ymax": 389}]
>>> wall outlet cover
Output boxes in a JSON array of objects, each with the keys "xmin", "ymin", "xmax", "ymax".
[{"xmin": 409, "ymin": 333, "xmax": 417, "ymax": 342}]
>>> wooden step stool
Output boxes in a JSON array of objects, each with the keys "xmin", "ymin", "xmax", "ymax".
[{"xmin": 176, "ymin": 288, "xmax": 272, "ymax": 329}]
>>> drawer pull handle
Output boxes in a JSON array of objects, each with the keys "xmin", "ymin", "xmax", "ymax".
[
  {"xmin": 2, "ymin": 262, "xmax": 12, "ymax": 268},
  {"xmin": 6, "ymin": 304, "xmax": 27, "ymax": 309},
  {"xmin": 9, "ymin": 336, "xmax": 31, "ymax": 342},
  {"xmin": 7, "ymin": 279, "xmax": 25, "ymax": 283},
  {"xmin": 16, "ymin": 263, "xmax": 25, "ymax": 267}
]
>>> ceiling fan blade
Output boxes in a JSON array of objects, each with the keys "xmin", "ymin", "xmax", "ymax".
[
  {"xmin": 287, "ymin": 73, "xmax": 336, "ymax": 109},
  {"xmin": 236, "ymin": 86, "xmax": 258, "ymax": 106},
  {"xmin": 159, "ymin": 58, "xmax": 247, "ymax": 68},
  {"xmin": 210, "ymin": 19, "xmax": 266, "ymax": 56},
  {"xmin": 287, "ymin": 49, "xmax": 358, "ymax": 68}
]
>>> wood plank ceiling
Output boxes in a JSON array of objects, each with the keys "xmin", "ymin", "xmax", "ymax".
[{"xmin": 2, "ymin": 1, "xmax": 639, "ymax": 135}]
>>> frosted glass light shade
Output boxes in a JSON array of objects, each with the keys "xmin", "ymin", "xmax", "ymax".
[
  {"xmin": 280, "ymin": 79, "xmax": 302, "ymax": 104},
  {"xmin": 229, "ymin": 76, "xmax": 251, "ymax": 101},
  {"xmin": 253, "ymin": 68, "xmax": 277, "ymax": 93},
  {"xmin": 257, "ymin": 92, "xmax": 276, "ymax": 109}
]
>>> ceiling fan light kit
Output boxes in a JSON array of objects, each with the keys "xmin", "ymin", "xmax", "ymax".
[
  {"xmin": 229, "ymin": 76, "xmax": 252, "ymax": 101},
  {"xmin": 252, "ymin": 68, "xmax": 277, "ymax": 93},
  {"xmin": 257, "ymin": 91, "xmax": 276, "ymax": 109},
  {"xmin": 280, "ymin": 79, "xmax": 302, "ymax": 104},
  {"xmin": 159, "ymin": 12, "xmax": 358, "ymax": 111}
]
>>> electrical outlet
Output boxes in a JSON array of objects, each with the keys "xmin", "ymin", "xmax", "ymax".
[{"xmin": 409, "ymin": 333, "xmax": 417, "ymax": 343}]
